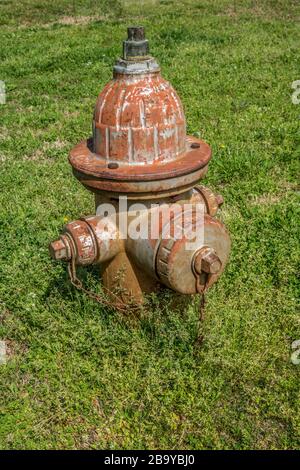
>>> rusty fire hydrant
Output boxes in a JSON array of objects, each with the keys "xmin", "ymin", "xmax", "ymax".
[{"xmin": 49, "ymin": 27, "xmax": 230, "ymax": 310}]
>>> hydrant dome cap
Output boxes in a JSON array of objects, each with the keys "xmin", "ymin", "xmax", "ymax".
[{"xmin": 93, "ymin": 74, "xmax": 186, "ymax": 164}]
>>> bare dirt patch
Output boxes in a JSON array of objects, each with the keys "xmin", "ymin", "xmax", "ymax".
[
  {"xmin": 25, "ymin": 139, "xmax": 69, "ymax": 161},
  {"xmin": 17, "ymin": 15, "xmax": 107, "ymax": 29},
  {"xmin": 56, "ymin": 15, "xmax": 105, "ymax": 26}
]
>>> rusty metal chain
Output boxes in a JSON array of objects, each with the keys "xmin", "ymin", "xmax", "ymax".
[
  {"xmin": 194, "ymin": 289, "xmax": 207, "ymax": 346},
  {"xmin": 194, "ymin": 270, "xmax": 208, "ymax": 345},
  {"xmin": 199, "ymin": 290, "xmax": 206, "ymax": 323}
]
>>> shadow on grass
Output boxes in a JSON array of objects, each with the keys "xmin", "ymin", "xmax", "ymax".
[{"xmin": 43, "ymin": 262, "xmax": 202, "ymax": 349}]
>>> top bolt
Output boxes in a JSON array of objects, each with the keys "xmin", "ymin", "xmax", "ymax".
[
  {"xmin": 123, "ymin": 25, "xmax": 149, "ymax": 60},
  {"xmin": 127, "ymin": 26, "xmax": 145, "ymax": 41}
]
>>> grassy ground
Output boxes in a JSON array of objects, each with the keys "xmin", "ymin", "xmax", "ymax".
[{"xmin": 0, "ymin": 0, "xmax": 299, "ymax": 450}]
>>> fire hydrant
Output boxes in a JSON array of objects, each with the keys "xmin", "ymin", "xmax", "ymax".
[{"xmin": 49, "ymin": 26, "xmax": 230, "ymax": 311}]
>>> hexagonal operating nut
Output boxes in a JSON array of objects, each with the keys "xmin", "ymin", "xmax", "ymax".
[
  {"xmin": 194, "ymin": 247, "xmax": 222, "ymax": 275},
  {"xmin": 49, "ymin": 236, "xmax": 71, "ymax": 261}
]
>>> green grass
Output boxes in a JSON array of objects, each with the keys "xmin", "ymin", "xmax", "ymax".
[{"xmin": 0, "ymin": 0, "xmax": 299, "ymax": 450}]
